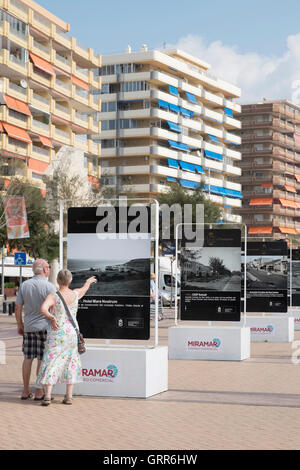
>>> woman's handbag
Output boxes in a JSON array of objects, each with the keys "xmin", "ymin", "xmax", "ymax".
[{"xmin": 56, "ymin": 291, "xmax": 86, "ymax": 354}]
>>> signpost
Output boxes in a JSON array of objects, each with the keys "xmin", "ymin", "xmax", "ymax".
[{"xmin": 14, "ymin": 252, "xmax": 26, "ymax": 286}]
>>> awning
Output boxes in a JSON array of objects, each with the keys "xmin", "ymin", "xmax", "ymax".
[
  {"xmin": 248, "ymin": 226, "xmax": 273, "ymax": 234},
  {"xmin": 185, "ymin": 92, "xmax": 197, "ymax": 104},
  {"xmin": 167, "ymin": 158, "xmax": 179, "ymax": 169},
  {"xmin": 295, "ymin": 174, "xmax": 300, "ymax": 182},
  {"xmin": 194, "ymin": 164, "xmax": 204, "ymax": 174},
  {"xmin": 180, "ymin": 179, "xmax": 200, "ymax": 189},
  {"xmin": 167, "ymin": 121, "xmax": 181, "ymax": 133},
  {"xmin": 71, "ymin": 76, "xmax": 89, "ymax": 91},
  {"xmin": 2, "ymin": 123, "xmax": 31, "ymax": 143},
  {"xmin": 285, "ymin": 185, "xmax": 297, "ymax": 193},
  {"xmin": 180, "ymin": 107, "xmax": 193, "ymax": 118},
  {"xmin": 168, "ymin": 140, "xmax": 190, "ymax": 152},
  {"xmin": 4, "ymin": 95, "xmax": 31, "ymax": 116},
  {"xmin": 28, "ymin": 158, "xmax": 49, "ymax": 173},
  {"xmin": 279, "ymin": 198, "xmax": 297, "ymax": 208},
  {"xmin": 39, "ymin": 135, "xmax": 53, "ymax": 148},
  {"xmin": 169, "ymin": 85, "xmax": 178, "ymax": 96},
  {"xmin": 249, "ymin": 198, "xmax": 273, "ymax": 205},
  {"xmin": 208, "ymin": 134, "xmax": 219, "ymax": 143},
  {"xmin": 158, "ymin": 99, "xmax": 169, "ymax": 109},
  {"xmin": 224, "ymin": 107, "xmax": 233, "ymax": 117},
  {"xmin": 261, "ymin": 183, "xmax": 273, "ymax": 188},
  {"xmin": 166, "ymin": 176, "xmax": 177, "ymax": 183},
  {"xmin": 29, "ymin": 52, "xmax": 55, "ymax": 76},
  {"xmin": 279, "ymin": 227, "xmax": 298, "ymax": 235},
  {"xmin": 169, "ymin": 103, "xmax": 180, "ymax": 113},
  {"xmin": 204, "ymin": 150, "xmax": 223, "ymax": 161},
  {"xmin": 179, "ymin": 161, "xmax": 195, "ymax": 173}
]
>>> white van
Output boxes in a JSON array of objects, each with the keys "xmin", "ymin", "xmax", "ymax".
[{"xmin": 158, "ymin": 257, "xmax": 180, "ymax": 306}]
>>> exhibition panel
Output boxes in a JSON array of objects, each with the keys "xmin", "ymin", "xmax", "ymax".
[
  {"xmin": 180, "ymin": 229, "xmax": 241, "ymax": 322},
  {"xmin": 242, "ymin": 240, "xmax": 288, "ymax": 313},
  {"xmin": 67, "ymin": 206, "xmax": 151, "ymax": 340}
]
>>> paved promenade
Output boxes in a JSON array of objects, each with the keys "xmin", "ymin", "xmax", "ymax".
[{"xmin": 1, "ymin": 312, "xmax": 300, "ymax": 450}]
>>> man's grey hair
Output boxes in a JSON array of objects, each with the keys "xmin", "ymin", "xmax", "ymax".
[{"xmin": 32, "ymin": 259, "xmax": 46, "ymax": 275}]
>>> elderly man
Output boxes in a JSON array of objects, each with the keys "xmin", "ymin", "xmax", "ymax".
[{"xmin": 15, "ymin": 259, "xmax": 56, "ymax": 400}]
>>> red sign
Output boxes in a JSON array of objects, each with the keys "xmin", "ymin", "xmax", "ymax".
[{"xmin": 4, "ymin": 197, "xmax": 30, "ymax": 239}]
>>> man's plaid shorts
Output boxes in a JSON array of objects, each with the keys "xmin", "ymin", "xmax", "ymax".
[{"xmin": 22, "ymin": 330, "xmax": 48, "ymax": 360}]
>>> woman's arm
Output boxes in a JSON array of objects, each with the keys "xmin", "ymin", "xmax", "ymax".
[
  {"xmin": 75, "ymin": 276, "xmax": 97, "ymax": 300},
  {"xmin": 41, "ymin": 293, "xmax": 59, "ymax": 330}
]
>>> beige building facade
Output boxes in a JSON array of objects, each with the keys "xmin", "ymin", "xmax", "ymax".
[
  {"xmin": 0, "ymin": 0, "xmax": 101, "ymax": 193},
  {"xmin": 94, "ymin": 47, "xmax": 242, "ymax": 223}
]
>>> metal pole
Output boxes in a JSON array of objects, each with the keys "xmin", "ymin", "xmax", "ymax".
[
  {"xmin": 175, "ymin": 224, "xmax": 179, "ymax": 325},
  {"xmin": 19, "ymin": 265, "xmax": 22, "ymax": 286},
  {"xmin": 1, "ymin": 246, "xmax": 4, "ymax": 296},
  {"xmin": 243, "ymin": 226, "xmax": 247, "ymax": 327},
  {"xmin": 59, "ymin": 201, "xmax": 64, "ymax": 270},
  {"xmin": 154, "ymin": 199, "xmax": 159, "ymax": 348},
  {"xmin": 170, "ymin": 258, "xmax": 173, "ymax": 309},
  {"xmin": 290, "ymin": 243, "xmax": 293, "ymax": 308}
]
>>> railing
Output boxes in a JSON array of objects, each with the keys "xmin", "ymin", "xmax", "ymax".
[
  {"xmin": 9, "ymin": 81, "xmax": 26, "ymax": 96},
  {"xmin": 56, "ymin": 103, "xmax": 69, "ymax": 115},
  {"xmin": 56, "ymin": 53, "xmax": 70, "ymax": 66},
  {"xmin": 55, "ymin": 128, "xmax": 69, "ymax": 139},
  {"xmin": 33, "ymin": 93, "xmax": 49, "ymax": 105},
  {"xmin": 33, "ymin": 41, "xmax": 49, "ymax": 55},
  {"xmin": 56, "ymin": 79, "xmax": 70, "ymax": 91},
  {"xmin": 32, "ymin": 145, "xmax": 49, "ymax": 157},
  {"xmin": 75, "ymin": 112, "xmax": 88, "ymax": 122},
  {"xmin": 76, "ymin": 67, "xmax": 88, "ymax": 77},
  {"xmin": 32, "ymin": 119, "xmax": 49, "ymax": 131}
]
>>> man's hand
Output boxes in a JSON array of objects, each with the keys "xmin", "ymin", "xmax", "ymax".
[{"xmin": 17, "ymin": 323, "xmax": 24, "ymax": 336}]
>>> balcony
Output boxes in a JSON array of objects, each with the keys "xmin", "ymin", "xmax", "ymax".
[
  {"xmin": 54, "ymin": 78, "xmax": 71, "ymax": 98},
  {"xmin": 31, "ymin": 118, "xmax": 50, "ymax": 136},
  {"xmin": 53, "ymin": 127, "xmax": 71, "ymax": 145},
  {"xmin": 53, "ymin": 51, "xmax": 71, "ymax": 74},
  {"xmin": 31, "ymin": 39, "xmax": 51, "ymax": 62},
  {"xmin": 31, "ymin": 144, "xmax": 51, "ymax": 162},
  {"xmin": 7, "ymin": 80, "xmax": 29, "ymax": 102},
  {"xmin": 52, "ymin": 26, "xmax": 71, "ymax": 50},
  {"xmin": 54, "ymin": 102, "xmax": 71, "ymax": 121},
  {"xmin": 30, "ymin": 92, "xmax": 50, "ymax": 114},
  {"xmin": 28, "ymin": 62, "xmax": 51, "ymax": 88},
  {"xmin": 2, "ymin": 133, "xmax": 29, "ymax": 157},
  {"xmin": 8, "ymin": 0, "xmax": 28, "ymax": 23}
]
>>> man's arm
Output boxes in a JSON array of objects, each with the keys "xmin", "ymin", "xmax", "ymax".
[{"xmin": 15, "ymin": 304, "xmax": 24, "ymax": 336}]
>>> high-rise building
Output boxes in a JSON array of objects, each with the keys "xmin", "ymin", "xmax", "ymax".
[
  {"xmin": 93, "ymin": 47, "xmax": 242, "ymax": 223},
  {"xmin": 0, "ymin": 0, "xmax": 101, "ymax": 194},
  {"xmin": 237, "ymin": 100, "xmax": 300, "ymax": 238}
]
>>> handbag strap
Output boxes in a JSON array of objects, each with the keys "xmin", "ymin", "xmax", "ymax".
[{"xmin": 56, "ymin": 291, "xmax": 79, "ymax": 336}]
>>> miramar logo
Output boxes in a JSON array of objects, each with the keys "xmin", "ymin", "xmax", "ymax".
[
  {"xmin": 188, "ymin": 338, "xmax": 221, "ymax": 350},
  {"xmin": 82, "ymin": 364, "xmax": 119, "ymax": 382},
  {"xmin": 251, "ymin": 325, "xmax": 274, "ymax": 334}
]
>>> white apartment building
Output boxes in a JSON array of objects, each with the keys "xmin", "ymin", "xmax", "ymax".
[{"xmin": 93, "ymin": 46, "xmax": 242, "ymax": 223}]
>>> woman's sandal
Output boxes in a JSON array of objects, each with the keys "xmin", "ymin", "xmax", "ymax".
[
  {"xmin": 41, "ymin": 396, "xmax": 52, "ymax": 406},
  {"xmin": 62, "ymin": 396, "xmax": 73, "ymax": 405},
  {"xmin": 21, "ymin": 393, "xmax": 33, "ymax": 400}
]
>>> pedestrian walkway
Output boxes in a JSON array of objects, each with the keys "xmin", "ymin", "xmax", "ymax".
[{"xmin": 1, "ymin": 313, "xmax": 300, "ymax": 450}]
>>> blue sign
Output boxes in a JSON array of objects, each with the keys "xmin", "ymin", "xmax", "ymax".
[{"xmin": 14, "ymin": 252, "xmax": 27, "ymax": 266}]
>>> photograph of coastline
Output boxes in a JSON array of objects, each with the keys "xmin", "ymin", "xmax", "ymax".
[
  {"xmin": 181, "ymin": 247, "xmax": 241, "ymax": 292},
  {"xmin": 67, "ymin": 233, "xmax": 151, "ymax": 296}
]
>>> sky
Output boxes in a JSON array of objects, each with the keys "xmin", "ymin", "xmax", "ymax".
[{"xmin": 37, "ymin": 0, "xmax": 300, "ymax": 103}]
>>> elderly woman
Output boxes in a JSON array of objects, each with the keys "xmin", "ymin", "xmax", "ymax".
[{"xmin": 36, "ymin": 269, "xmax": 97, "ymax": 406}]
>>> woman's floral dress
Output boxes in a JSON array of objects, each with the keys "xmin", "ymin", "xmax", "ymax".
[{"xmin": 37, "ymin": 291, "xmax": 82, "ymax": 385}]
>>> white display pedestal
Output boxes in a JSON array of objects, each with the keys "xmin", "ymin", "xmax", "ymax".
[
  {"xmin": 168, "ymin": 325, "xmax": 250, "ymax": 361},
  {"xmin": 53, "ymin": 345, "xmax": 168, "ymax": 398},
  {"xmin": 239, "ymin": 316, "xmax": 294, "ymax": 342},
  {"xmin": 288, "ymin": 308, "xmax": 300, "ymax": 331}
]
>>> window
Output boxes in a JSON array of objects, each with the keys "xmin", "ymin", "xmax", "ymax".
[
  {"xmin": 120, "ymin": 81, "xmax": 149, "ymax": 92},
  {"xmin": 101, "ymin": 101, "xmax": 117, "ymax": 112}
]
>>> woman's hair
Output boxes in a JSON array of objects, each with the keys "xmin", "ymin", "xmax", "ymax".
[{"xmin": 57, "ymin": 269, "xmax": 72, "ymax": 286}]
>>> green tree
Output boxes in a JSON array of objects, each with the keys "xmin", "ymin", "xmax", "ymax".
[
  {"xmin": 0, "ymin": 178, "xmax": 58, "ymax": 261},
  {"xmin": 157, "ymin": 182, "xmax": 222, "ymax": 240}
]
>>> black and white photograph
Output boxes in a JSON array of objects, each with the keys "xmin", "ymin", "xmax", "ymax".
[
  {"xmin": 242, "ymin": 255, "xmax": 288, "ymax": 291},
  {"xmin": 181, "ymin": 247, "xmax": 241, "ymax": 292},
  {"xmin": 68, "ymin": 233, "xmax": 151, "ymax": 297}
]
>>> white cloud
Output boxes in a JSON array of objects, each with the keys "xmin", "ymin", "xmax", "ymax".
[{"xmin": 174, "ymin": 33, "xmax": 300, "ymax": 104}]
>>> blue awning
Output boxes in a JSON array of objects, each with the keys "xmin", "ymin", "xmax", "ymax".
[
  {"xmin": 179, "ymin": 161, "xmax": 195, "ymax": 173},
  {"xmin": 180, "ymin": 107, "xmax": 193, "ymax": 118},
  {"xmin": 168, "ymin": 158, "xmax": 179, "ymax": 169},
  {"xmin": 166, "ymin": 176, "xmax": 177, "ymax": 183},
  {"xmin": 167, "ymin": 121, "xmax": 181, "ymax": 133},
  {"xmin": 185, "ymin": 92, "xmax": 198, "ymax": 104},
  {"xmin": 169, "ymin": 85, "xmax": 179, "ymax": 96},
  {"xmin": 158, "ymin": 99, "xmax": 169, "ymax": 109},
  {"xmin": 224, "ymin": 107, "xmax": 233, "ymax": 117},
  {"xmin": 194, "ymin": 164, "xmax": 204, "ymax": 174},
  {"xmin": 224, "ymin": 188, "xmax": 243, "ymax": 199},
  {"xmin": 168, "ymin": 140, "xmax": 190, "ymax": 152},
  {"xmin": 204, "ymin": 150, "xmax": 223, "ymax": 161},
  {"xmin": 169, "ymin": 103, "xmax": 180, "ymax": 113},
  {"xmin": 180, "ymin": 179, "xmax": 200, "ymax": 189},
  {"xmin": 208, "ymin": 134, "xmax": 219, "ymax": 143}
]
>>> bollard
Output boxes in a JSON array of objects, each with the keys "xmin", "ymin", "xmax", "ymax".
[
  {"xmin": 2, "ymin": 301, "xmax": 7, "ymax": 314},
  {"xmin": 8, "ymin": 303, "xmax": 13, "ymax": 316}
]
